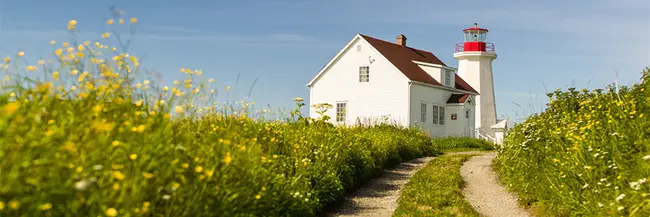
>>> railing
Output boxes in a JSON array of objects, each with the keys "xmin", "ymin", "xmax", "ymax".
[
  {"xmin": 475, "ymin": 129, "xmax": 496, "ymax": 144},
  {"xmin": 455, "ymin": 43, "xmax": 495, "ymax": 53}
]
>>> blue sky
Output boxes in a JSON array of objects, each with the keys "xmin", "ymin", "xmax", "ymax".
[{"xmin": 0, "ymin": 0, "xmax": 648, "ymax": 122}]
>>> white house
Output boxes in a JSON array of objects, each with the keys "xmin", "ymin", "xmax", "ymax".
[{"xmin": 307, "ymin": 23, "xmax": 504, "ymax": 139}]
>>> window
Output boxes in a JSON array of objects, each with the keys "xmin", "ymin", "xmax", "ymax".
[
  {"xmin": 420, "ymin": 103, "xmax": 427, "ymax": 123},
  {"xmin": 356, "ymin": 44, "xmax": 362, "ymax": 52},
  {"xmin": 336, "ymin": 102, "xmax": 347, "ymax": 122},
  {"xmin": 439, "ymin": 106, "xmax": 445, "ymax": 125},
  {"xmin": 465, "ymin": 109, "xmax": 470, "ymax": 118},
  {"xmin": 444, "ymin": 69, "xmax": 452, "ymax": 86},
  {"xmin": 359, "ymin": 66, "xmax": 369, "ymax": 82},
  {"xmin": 432, "ymin": 105, "xmax": 446, "ymax": 125},
  {"xmin": 432, "ymin": 105, "xmax": 439, "ymax": 125}
]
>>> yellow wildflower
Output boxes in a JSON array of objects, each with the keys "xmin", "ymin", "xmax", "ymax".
[
  {"xmin": 224, "ymin": 152, "xmax": 233, "ymax": 165},
  {"xmin": 119, "ymin": 19, "xmax": 125, "ymax": 24},
  {"xmin": 8, "ymin": 200, "xmax": 19, "ymax": 209},
  {"xmin": 129, "ymin": 154, "xmax": 138, "ymax": 160},
  {"xmin": 106, "ymin": 19, "xmax": 114, "ymax": 25},
  {"xmin": 102, "ymin": 32, "xmax": 110, "ymax": 38},
  {"xmin": 255, "ymin": 194, "xmax": 261, "ymax": 199},
  {"xmin": 143, "ymin": 172, "xmax": 154, "ymax": 179},
  {"xmin": 1, "ymin": 101, "xmax": 21, "ymax": 116},
  {"xmin": 113, "ymin": 171, "xmax": 125, "ymax": 180},
  {"xmin": 50, "ymin": 40, "xmax": 56, "ymax": 45},
  {"xmin": 137, "ymin": 125, "xmax": 146, "ymax": 133},
  {"xmin": 105, "ymin": 208, "xmax": 118, "ymax": 217},
  {"xmin": 195, "ymin": 166, "xmax": 203, "ymax": 173},
  {"xmin": 3, "ymin": 57, "xmax": 10, "ymax": 63},
  {"xmin": 205, "ymin": 170, "xmax": 214, "ymax": 177},
  {"xmin": 130, "ymin": 17, "xmax": 138, "ymax": 24},
  {"xmin": 17, "ymin": 51, "xmax": 24, "ymax": 57},
  {"xmin": 112, "ymin": 140, "xmax": 120, "ymax": 146},
  {"xmin": 0, "ymin": 201, "xmax": 4, "ymax": 210},
  {"xmin": 113, "ymin": 183, "xmax": 120, "ymax": 190},
  {"xmin": 182, "ymin": 163, "xmax": 189, "ymax": 169}
]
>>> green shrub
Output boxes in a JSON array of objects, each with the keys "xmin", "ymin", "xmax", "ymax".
[
  {"xmin": 495, "ymin": 68, "xmax": 650, "ymax": 216},
  {"xmin": 0, "ymin": 15, "xmax": 440, "ymax": 216}
]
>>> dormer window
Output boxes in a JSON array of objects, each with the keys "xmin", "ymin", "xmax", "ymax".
[
  {"xmin": 359, "ymin": 66, "xmax": 369, "ymax": 82},
  {"xmin": 444, "ymin": 69, "xmax": 454, "ymax": 86}
]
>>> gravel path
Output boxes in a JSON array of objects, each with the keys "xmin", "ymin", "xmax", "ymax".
[
  {"xmin": 460, "ymin": 152, "xmax": 531, "ymax": 217},
  {"xmin": 325, "ymin": 151, "xmax": 486, "ymax": 217},
  {"xmin": 324, "ymin": 156, "xmax": 436, "ymax": 217}
]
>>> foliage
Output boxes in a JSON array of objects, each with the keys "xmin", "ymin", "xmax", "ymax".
[
  {"xmin": 495, "ymin": 68, "xmax": 650, "ymax": 216},
  {"xmin": 393, "ymin": 154, "xmax": 479, "ymax": 217},
  {"xmin": 0, "ymin": 14, "xmax": 441, "ymax": 216},
  {"xmin": 431, "ymin": 137, "xmax": 495, "ymax": 152}
]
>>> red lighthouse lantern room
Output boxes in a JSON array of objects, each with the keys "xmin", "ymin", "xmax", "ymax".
[{"xmin": 456, "ymin": 23, "xmax": 494, "ymax": 52}]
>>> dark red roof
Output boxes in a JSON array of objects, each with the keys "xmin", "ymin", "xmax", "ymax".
[
  {"xmin": 447, "ymin": 94, "xmax": 470, "ymax": 104},
  {"xmin": 359, "ymin": 34, "xmax": 478, "ymax": 94}
]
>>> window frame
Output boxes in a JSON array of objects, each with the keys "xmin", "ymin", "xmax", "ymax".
[
  {"xmin": 420, "ymin": 102, "xmax": 427, "ymax": 123},
  {"xmin": 336, "ymin": 102, "xmax": 347, "ymax": 123},
  {"xmin": 359, "ymin": 66, "xmax": 370, "ymax": 83},
  {"xmin": 444, "ymin": 69, "xmax": 453, "ymax": 86},
  {"xmin": 432, "ymin": 105, "xmax": 439, "ymax": 125},
  {"xmin": 438, "ymin": 105, "xmax": 446, "ymax": 125}
]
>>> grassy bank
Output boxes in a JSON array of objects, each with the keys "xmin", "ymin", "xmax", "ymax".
[
  {"xmin": 495, "ymin": 68, "xmax": 650, "ymax": 216},
  {"xmin": 431, "ymin": 137, "xmax": 495, "ymax": 152},
  {"xmin": 0, "ymin": 15, "xmax": 441, "ymax": 216},
  {"xmin": 393, "ymin": 154, "xmax": 479, "ymax": 217}
]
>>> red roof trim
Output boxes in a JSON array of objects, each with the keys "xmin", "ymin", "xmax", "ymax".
[
  {"xmin": 463, "ymin": 27, "xmax": 489, "ymax": 32},
  {"xmin": 359, "ymin": 34, "xmax": 478, "ymax": 94}
]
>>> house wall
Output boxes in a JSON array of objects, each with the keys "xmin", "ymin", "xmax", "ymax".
[
  {"xmin": 409, "ymin": 83, "xmax": 476, "ymax": 137},
  {"xmin": 309, "ymin": 37, "xmax": 410, "ymax": 126},
  {"xmin": 409, "ymin": 83, "xmax": 449, "ymax": 137},
  {"xmin": 446, "ymin": 101, "xmax": 475, "ymax": 137},
  {"xmin": 417, "ymin": 64, "xmax": 443, "ymax": 84}
]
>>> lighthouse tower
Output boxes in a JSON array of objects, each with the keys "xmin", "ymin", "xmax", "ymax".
[{"xmin": 454, "ymin": 23, "xmax": 498, "ymax": 138}]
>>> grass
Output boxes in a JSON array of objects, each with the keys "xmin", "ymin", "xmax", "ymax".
[
  {"xmin": 431, "ymin": 137, "xmax": 495, "ymax": 152},
  {"xmin": 393, "ymin": 154, "xmax": 480, "ymax": 217},
  {"xmin": 494, "ymin": 68, "xmax": 650, "ymax": 216},
  {"xmin": 0, "ymin": 12, "xmax": 443, "ymax": 216}
]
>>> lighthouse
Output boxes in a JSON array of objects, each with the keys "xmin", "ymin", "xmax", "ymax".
[{"xmin": 454, "ymin": 23, "xmax": 498, "ymax": 139}]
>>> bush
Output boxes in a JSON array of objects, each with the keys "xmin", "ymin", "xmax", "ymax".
[
  {"xmin": 0, "ymin": 14, "xmax": 440, "ymax": 216},
  {"xmin": 431, "ymin": 137, "xmax": 495, "ymax": 152},
  {"xmin": 495, "ymin": 68, "xmax": 650, "ymax": 216}
]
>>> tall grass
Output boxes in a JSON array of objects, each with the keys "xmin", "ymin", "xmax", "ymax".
[
  {"xmin": 0, "ymin": 13, "xmax": 441, "ymax": 216},
  {"xmin": 495, "ymin": 68, "xmax": 650, "ymax": 216}
]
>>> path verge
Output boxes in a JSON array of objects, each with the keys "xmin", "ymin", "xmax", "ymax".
[
  {"xmin": 393, "ymin": 152, "xmax": 480, "ymax": 217},
  {"xmin": 324, "ymin": 156, "xmax": 436, "ymax": 217}
]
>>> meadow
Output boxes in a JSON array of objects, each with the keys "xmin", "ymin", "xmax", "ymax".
[
  {"xmin": 0, "ymin": 15, "xmax": 446, "ymax": 216},
  {"xmin": 495, "ymin": 68, "xmax": 650, "ymax": 216}
]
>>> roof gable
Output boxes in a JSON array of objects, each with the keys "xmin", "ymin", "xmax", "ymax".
[
  {"xmin": 359, "ymin": 34, "xmax": 477, "ymax": 94},
  {"xmin": 447, "ymin": 94, "xmax": 470, "ymax": 104}
]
